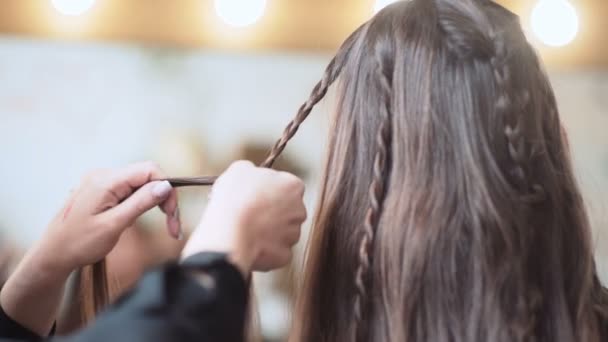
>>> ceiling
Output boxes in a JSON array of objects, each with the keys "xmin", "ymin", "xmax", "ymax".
[{"xmin": 0, "ymin": 0, "xmax": 606, "ymax": 69}]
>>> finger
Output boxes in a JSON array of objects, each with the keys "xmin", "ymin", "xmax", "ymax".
[
  {"xmin": 158, "ymin": 188, "xmax": 181, "ymax": 240},
  {"xmin": 164, "ymin": 205, "xmax": 181, "ymax": 240},
  {"xmin": 110, "ymin": 161, "xmax": 181, "ymax": 226},
  {"xmin": 101, "ymin": 181, "xmax": 173, "ymax": 232},
  {"xmin": 230, "ymin": 160, "xmax": 255, "ymax": 170},
  {"xmin": 288, "ymin": 201, "xmax": 307, "ymax": 225},
  {"xmin": 282, "ymin": 224, "xmax": 302, "ymax": 246},
  {"xmin": 278, "ymin": 171, "xmax": 305, "ymax": 198},
  {"xmin": 256, "ymin": 248, "xmax": 293, "ymax": 272},
  {"xmin": 112, "ymin": 161, "xmax": 168, "ymax": 191},
  {"xmin": 272, "ymin": 248, "xmax": 293, "ymax": 271},
  {"xmin": 297, "ymin": 202, "xmax": 308, "ymax": 222},
  {"xmin": 215, "ymin": 160, "xmax": 255, "ymax": 185},
  {"xmin": 81, "ymin": 169, "xmax": 124, "ymax": 207},
  {"xmin": 281, "ymin": 249, "xmax": 294, "ymax": 266}
]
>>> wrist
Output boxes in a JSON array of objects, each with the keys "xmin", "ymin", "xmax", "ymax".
[
  {"xmin": 227, "ymin": 249, "xmax": 253, "ymax": 279},
  {"xmin": 28, "ymin": 241, "xmax": 74, "ymax": 282},
  {"xmin": 181, "ymin": 252, "xmax": 250, "ymax": 285},
  {"xmin": 182, "ymin": 216, "xmax": 255, "ymax": 279},
  {"xmin": 183, "ymin": 247, "xmax": 253, "ymax": 279},
  {"xmin": 0, "ymin": 241, "xmax": 71, "ymax": 338}
]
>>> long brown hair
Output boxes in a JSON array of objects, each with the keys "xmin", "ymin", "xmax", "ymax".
[
  {"xmin": 80, "ymin": 261, "xmax": 110, "ymax": 325},
  {"xmin": 261, "ymin": 0, "xmax": 608, "ymax": 341}
]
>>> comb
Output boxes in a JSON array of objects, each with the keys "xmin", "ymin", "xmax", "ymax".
[{"xmin": 166, "ymin": 176, "xmax": 218, "ymax": 188}]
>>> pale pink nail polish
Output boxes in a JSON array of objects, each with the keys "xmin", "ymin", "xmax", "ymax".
[{"xmin": 153, "ymin": 181, "xmax": 172, "ymax": 199}]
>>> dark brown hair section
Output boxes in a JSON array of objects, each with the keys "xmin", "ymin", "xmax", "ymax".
[{"xmin": 260, "ymin": 0, "xmax": 608, "ymax": 341}]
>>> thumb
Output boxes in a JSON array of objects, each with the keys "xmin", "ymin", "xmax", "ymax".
[{"xmin": 102, "ymin": 181, "xmax": 172, "ymax": 230}]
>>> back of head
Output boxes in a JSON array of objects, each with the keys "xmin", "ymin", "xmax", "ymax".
[{"xmin": 259, "ymin": 0, "xmax": 608, "ymax": 341}]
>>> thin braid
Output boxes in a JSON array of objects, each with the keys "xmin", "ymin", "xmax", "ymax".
[
  {"xmin": 353, "ymin": 46, "xmax": 393, "ymax": 341},
  {"xmin": 261, "ymin": 24, "xmax": 367, "ymax": 168},
  {"xmin": 491, "ymin": 31, "xmax": 545, "ymax": 342},
  {"xmin": 490, "ymin": 35, "xmax": 545, "ymax": 203}
]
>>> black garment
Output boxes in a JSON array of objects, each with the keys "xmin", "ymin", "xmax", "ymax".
[{"xmin": 0, "ymin": 253, "xmax": 248, "ymax": 342}]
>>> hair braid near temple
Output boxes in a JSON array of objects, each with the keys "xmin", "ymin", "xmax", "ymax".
[{"xmin": 353, "ymin": 25, "xmax": 394, "ymax": 342}]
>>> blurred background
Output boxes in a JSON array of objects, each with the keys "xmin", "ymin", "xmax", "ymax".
[{"xmin": 0, "ymin": 0, "xmax": 606, "ymax": 340}]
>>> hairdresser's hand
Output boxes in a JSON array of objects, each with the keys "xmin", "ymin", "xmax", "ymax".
[
  {"xmin": 38, "ymin": 162, "xmax": 181, "ymax": 274},
  {"xmin": 182, "ymin": 161, "xmax": 306, "ymax": 277},
  {"xmin": 0, "ymin": 162, "xmax": 180, "ymax": 336}
]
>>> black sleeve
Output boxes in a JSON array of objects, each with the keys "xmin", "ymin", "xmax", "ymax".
[
  {"xmin": 0, "ymin": 252, "xmax": 248, "ymax": 342},
  {"xmin": 0, "ymin": 306, "xmax": 43, "ymax": 341}
]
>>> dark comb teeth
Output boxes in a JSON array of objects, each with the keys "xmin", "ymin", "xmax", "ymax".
[{"xmin": 166, "ymin": 176, "xmax": 218, "ymax": 187}]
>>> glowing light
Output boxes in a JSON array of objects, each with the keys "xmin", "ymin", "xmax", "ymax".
[
  {"xmin": 51, "ymin": 0, "xmax": 96, "ymax": 16},
  {"xmin": 374, "ymin": 0, "xmax": 399, "ymax": 14},
  {"xmin": 214, "ymin": 0, "xmax": 267, "ymax": 28},
  {"xmin": 531, "ymin": 0, "xmax": 579, "ymax": 47}
]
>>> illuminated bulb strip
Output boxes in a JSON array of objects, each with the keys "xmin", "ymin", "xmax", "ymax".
[
  {"xmin": 374, "ymin": 0, "xmax": 400, "ymax": 14},
  {"xmin": 531, "ymin": 0, "xmax": 579, "ymax": 47},
  {"xmin": 214, "ymin": 0, "xmax": 267, "ymax": 28},
  {"xmin": 51, "ymin": 0, "xmax": 96, "ymax": 16}
]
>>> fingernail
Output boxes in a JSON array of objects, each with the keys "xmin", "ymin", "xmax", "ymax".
[{"xmin": 153, "ymin": 181, "xmax": 172, "ymax": 199}]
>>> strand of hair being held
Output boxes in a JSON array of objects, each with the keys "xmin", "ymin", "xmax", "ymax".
[
  {"xmin": 79, "ymin": 260, "xmax": 111, "ymax": 325},
  {"xmin": 261, "ymin": 23, "xmax": 369, "ymax": 169}
]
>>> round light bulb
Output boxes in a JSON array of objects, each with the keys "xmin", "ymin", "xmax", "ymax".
[
  {"xmin": 214, "ymin": 0, "xmax": 267, "ymax": 28},
  {"xmin": 374, "ymin": 0, "xmax": 403, "ymax": 14},
  {"xmin": 51, "ymin": 0, "xmax": 96, "ymax": 16},
  {"xmin": 531, "ymin": 0, "xmax": 579, "ymax": 47}
]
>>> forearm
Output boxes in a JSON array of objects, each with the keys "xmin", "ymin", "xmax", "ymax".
[{"xmin": 0, "ymin": 242, "xmax": 70, "ymax": 337}]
